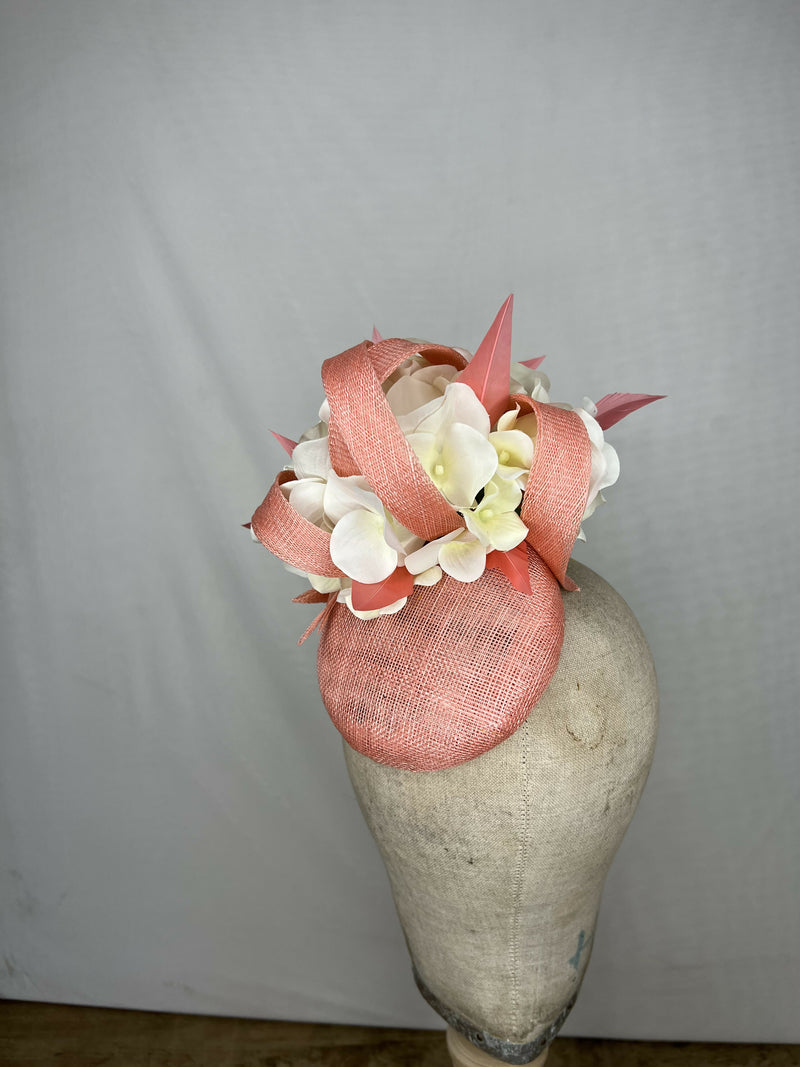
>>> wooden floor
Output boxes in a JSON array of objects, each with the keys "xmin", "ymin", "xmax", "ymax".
[{"xmin": 1, "ymin": 1002, "xmax": 798, "ymax": 1067}]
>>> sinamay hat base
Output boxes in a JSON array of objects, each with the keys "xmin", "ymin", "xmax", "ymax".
[
  {"xmin": 318, "ymin": 543, "xmax": 565, "ymax": 771},
  {"xmin": 343, "ymin": 561, "xmax": 658, "ymax": 1065}
]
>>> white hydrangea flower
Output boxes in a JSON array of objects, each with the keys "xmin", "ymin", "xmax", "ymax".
[
  {"xmin": 403, "ymin": 382, "xmax": 499, "ymax": 508},
  {"xmin": 462, "ymin": 476, "xmax": 528, "ymax": 552},
  {"xmin": 281, "ymin": 436, "xmax": 333, "ymax": 528},
  {"xmin": 488, "ymin": 426, "xmax": 534, "ymax": 489},
  {"xmin": 510, "ymin": 363, "xmax": 550, "ymax": 402},
  {"xmin": 324, "ymin": 473, "xmax": 403, "ymax": 585},
  {"xmin": 573, "ymin": 398, "xmax": 620, "ymax": 525},
  {"xmin": 275, "ymin": 353, "xmax": 622, "ymax": 615},
  {"xmin": 493, "ymin": 395, "xmax": 620, "ymax": 528},
  {"xmin": 405, "ymin": 527, "xmax": 487, "ymax": 584}
]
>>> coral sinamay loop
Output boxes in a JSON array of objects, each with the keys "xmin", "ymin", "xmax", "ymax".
[
  {"xmin": 321, "ymin": 341, "xmax": 466, "ymax": 542},
  {"xmin": 249, "ymin": 296, "xmax": 663, "ymax": 620}
]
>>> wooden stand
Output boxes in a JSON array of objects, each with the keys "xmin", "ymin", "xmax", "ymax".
[{"xmin": 446, "ymin": 1027, "xmax": 549, "ymax": 1067}]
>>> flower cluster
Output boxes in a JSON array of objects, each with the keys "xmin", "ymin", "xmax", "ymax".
[{"xmin": 266, "ymin": 352, "xmax": 620, "ymax": 619}]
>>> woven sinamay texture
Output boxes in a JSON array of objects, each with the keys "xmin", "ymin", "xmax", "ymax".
[
  {"xmin": 252, "ymin": 337, "xmax": 592, "ymax": 771},
  {"xmin": 318, "ymin": 546, "xmax": 564, "ymax": 771}
]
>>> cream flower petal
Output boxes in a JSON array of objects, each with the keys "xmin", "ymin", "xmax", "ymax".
[
  {"xmin": 381, "ymin": 355, "xmax": 423, "ymax": 392},
  {"xmin": 408, "ymin": 423, "xmax": 498, "ymax": 508},
  {"xmin": 575, "ymin": 406, "xmax": 604, "ymax": 449},
  {"xmin": 496, "ymin": 404, "xmax": 521, "ymax": 432},
  {"xmin": 600, "ymin": 443, "xmax": 620, "ymax": 490},
  {"xmin": 588, "ymin": 451, "xmax": 605, "ymax": 497},
  {"xmin": 292, "ymin": 436, "xmax": 331, "ymax": 480},
  {"xmin": 346, "ymin": 594, "xmax": 408, "ymax": 620},
  {"xmin": 409, "ymin": 363, "xmax": 459, "ymax": 387},
  {"xmin": 503, "ymin": 467, "xmax": 530, "ymax": 491},
  {"xmin": 288, "ymin": 478, "xmax": 327, "ymax": 526},
  {"xmin": 383, "ymin": 514, "xmax": 425, "ymax": 558},
  {"xmin": 413, "ymin": 565, "xmax": 443, "ymax": 587},
  {"xmin": 329, "ymin": 509, "xmax": 397, "ymax": 584},
  {"xmin": 463, "ymin": 477, "xmax": 527, "ymax": 551},
  {"xmin": 438, "ymin": 536, "xmax": 487, "ymax": 583},
  {"xmin": 489, "ymin": 430, "xmax": 534, "ymax": 481},
  {"xmin": 323, "ymin": 471, "xmax": 383, "ymax": 526},
  {"xmin": 465, "ymin": 507, "xmax": 528, "ymax": 551},
  {"xmin": 308, "ymin": 574, "xmax": 342, "ymax": 593},
  {"xmin": 394, "ymin": 393, "xmax": 447, "ymax": 434},
  {"xmin": 489, "ymin": 429, "xmax": 533, "ymax": 465},
  {"xmin": 414, "ymin": 382, "xmax": 491, "ymax": 437},
  {"xmin": 404, "ymin": 431, "xmax": 438, "ymax": 477},
  {"xmin": 513, "ymin": 412, "xmax": 539, "ymax": 446},
  {"xmin": 574, "ymin": 408, "xmax": 620, "ymax": 518},
  {"xmin": 384, "ymin": 376, "xmax": 441, "ymax": 417},
  {"xmin": 404, "ymin": 529, "xmax": 463, "ymax": 574},
  {"xmin": 384, "ymin": 361, "xmax": 461, "ymax": 421},
  {"xmin": 510, "ymin": 363, "xmax": 551, "ymax": 401},
  {"xmin": 582, "ymin": 491, "xmax": 606, "ymax": 522},
  {"xmin": 485, "ymin": 475, "xmax": 523, "ymax": 511},
  {"xmin": 336, "ymin": 581, "xmax": 353, "ymax": 603},
  {"xmin": 437, "ymin": 423, "xmax": 499, "ymax": 506}
]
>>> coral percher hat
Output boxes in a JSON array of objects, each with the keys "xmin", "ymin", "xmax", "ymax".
[{"xmin": 249, "ymin": 296, "xmax": 662, "ymax": 771}]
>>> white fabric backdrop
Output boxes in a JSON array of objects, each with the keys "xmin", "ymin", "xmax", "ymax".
[{"xmin": 1, "ymin": 0, "xmax": 798, "ymax": 1042}]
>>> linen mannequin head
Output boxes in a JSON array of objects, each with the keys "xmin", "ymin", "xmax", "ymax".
[{"xmin": 344, "ymin": 562, "xmax": 658, "ymax": 1063}]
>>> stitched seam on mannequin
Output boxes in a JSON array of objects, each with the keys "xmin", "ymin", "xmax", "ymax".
[{"xmin": 511, "ymin": 720, "xmax": 529, "ymax": 1029}]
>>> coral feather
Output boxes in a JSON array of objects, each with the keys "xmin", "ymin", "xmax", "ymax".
[
  {"xmin": 271, "ymin": 430, "xmax": 298, "ymax": 456},
  {"xmin": 518, "ymin": 355, "xmax": 546, "ymax": 370},
  {"xmin": 351, "ymin": 567, "xmax": 415, "ymax": 612},
  {"xmin": 594, "ymin": 393, "xmax": 665, "ymax": 430},
  {"xmin": 457, "ymin": 295, "xmax": 515, "ymax": 425},
  {"xmin": 486, "ymin": 544, "xmax": 532, "ymax": 595}
]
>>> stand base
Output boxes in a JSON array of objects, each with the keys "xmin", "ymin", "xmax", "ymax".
[
  {"xmin": 414, "ymin": 965, "xmax": 573, "ymax": 1064},
  {"xmin": 447, "ymin": 1027, "xmax": 549, "ymax": 1067}
]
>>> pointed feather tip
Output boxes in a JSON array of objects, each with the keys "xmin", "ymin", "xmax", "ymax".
[
  {"xmin": 271, "ymin": 430, "xmax": 298, "ymax": 456},
  {"xmin": 519, "ymin": 355, "xmax": 546, "ymax": 370},
  {"xmin": 594, "ymin": 393, "xmax": 666, "ymax": 430},
  {"xmin": 457, "ymin": 295, "xmax": 515, "ymax": 423},
  {"xmin": 371, "ymin": 326, "xmax": 384, "ymax": 344}
]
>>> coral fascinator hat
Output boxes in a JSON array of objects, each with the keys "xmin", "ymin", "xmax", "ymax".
[{"xmin": 249, "ymin": 297, "xmax": 661, "ymax": 772}]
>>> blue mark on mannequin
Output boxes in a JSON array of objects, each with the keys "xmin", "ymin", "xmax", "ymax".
[{"xmin": 569, "ymin": 929, "xmax": 591, "ymax": 970}]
